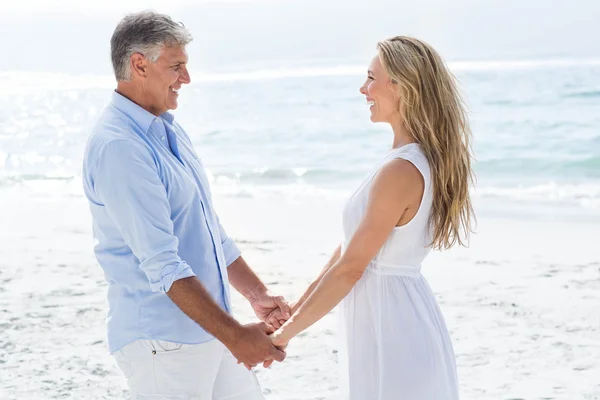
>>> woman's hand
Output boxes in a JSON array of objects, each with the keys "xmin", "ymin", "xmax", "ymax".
[
  {"xmin": 262, "ymin": 329, "xmax": 290, "ymax": 368},
  {"xmin": 270, "ymin": 330, "xmax": 290, "ymax": 349}
]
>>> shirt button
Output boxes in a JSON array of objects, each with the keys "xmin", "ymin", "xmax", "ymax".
[{"xmin": 161, "ymin": 136, "xmax": 165, "ymax": 140}]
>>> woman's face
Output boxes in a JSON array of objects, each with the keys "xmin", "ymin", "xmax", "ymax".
[{"xmin": 359, "ymin": 55, "xmax": 399, "ymax": 124}]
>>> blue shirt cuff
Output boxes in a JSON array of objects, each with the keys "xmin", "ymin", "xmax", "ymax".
[
  {"xmin": 222, "ymin": 237, "xmax": 241, "ymax": 267},
  {"xmin": 150, "ymin": 261, "xmax": 196, "ymax": 293}
]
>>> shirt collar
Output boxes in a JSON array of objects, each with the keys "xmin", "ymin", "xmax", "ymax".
[
  {"xmin": 110, "ymin": 91, "xmax": 175, "ymax": 133},
  {"xmin": 161, "ymin": 111, "xmax": 175, "ymax": 125}
]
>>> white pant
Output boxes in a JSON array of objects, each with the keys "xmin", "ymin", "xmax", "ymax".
[{"xmin": 113, "ymin": 339, "xmax": 264, "ymax": 400}]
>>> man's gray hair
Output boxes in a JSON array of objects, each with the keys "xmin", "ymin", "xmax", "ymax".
[{"xmin": 111, "ymin": 11, "xmax": 193, "ymax": 82}]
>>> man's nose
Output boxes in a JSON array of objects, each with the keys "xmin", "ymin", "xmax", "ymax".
[{"xmin": 180, "ymin": 68, "xmax": 191, "ymax": 84}]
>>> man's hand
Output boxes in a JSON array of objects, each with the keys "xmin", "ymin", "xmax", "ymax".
[
  {"xmin": 249, "ymin": 292, "xmax": 291, "ymax": 329},
  {"xmin": 227, "ymin": 322, "xmax": 286, "ymax": 369}
]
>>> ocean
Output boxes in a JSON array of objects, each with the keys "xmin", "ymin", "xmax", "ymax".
[{"xmin": 2, "ymin": 59, "xmax": 600, "ymax": 220}]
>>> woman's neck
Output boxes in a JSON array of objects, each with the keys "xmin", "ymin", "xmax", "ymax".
[{"xmin": 390, "ymin": 121, "xmax": 415, "ymax": 149}]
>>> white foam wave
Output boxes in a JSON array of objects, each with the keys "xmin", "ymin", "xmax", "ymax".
[
  {"xmin": 476, "ymin": 182, "xmax": 600, "ymax": 209},
  {"xmin": 207, "ymin": 177, "xmax": 600, "ymax": 210},
  {"xmin": 211, "ymin": 181, "xmax": 350, "ymax": 201}
]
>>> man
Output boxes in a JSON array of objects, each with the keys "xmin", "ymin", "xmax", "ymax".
[{"xmin": 82, "ymin": 11, "xmax": 288, "ymax": 399}]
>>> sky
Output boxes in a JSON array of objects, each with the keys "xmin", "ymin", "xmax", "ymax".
[{"xmin": 1, "ymin": 0, "xmax": 599, "ymax": 75}]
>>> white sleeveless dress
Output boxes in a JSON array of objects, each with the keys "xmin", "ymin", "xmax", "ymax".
[{"xmin": 338, "ymin": 144, "xmax": 459, "ymax": 400}]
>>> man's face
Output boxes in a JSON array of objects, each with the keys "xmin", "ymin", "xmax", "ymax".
[{"xmin": 143, "ymin": 46, "xmax": 190, "ymax": 115}]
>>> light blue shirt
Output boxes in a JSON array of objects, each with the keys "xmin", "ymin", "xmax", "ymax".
[{"xmin": 82, "ymin": 92, "xmax": 240, "ymax": 353}]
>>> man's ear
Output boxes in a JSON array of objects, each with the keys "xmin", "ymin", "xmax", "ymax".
[{"xmin": 130, "ymin": 53, "xmax": 147, "ymax": 79}]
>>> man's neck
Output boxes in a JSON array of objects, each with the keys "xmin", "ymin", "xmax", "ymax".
[{"xmin": 116, "ymin": 83, "xmax": 160, "ymax": 116}]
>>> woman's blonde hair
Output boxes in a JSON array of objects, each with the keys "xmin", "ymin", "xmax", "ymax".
[{"xmin": 377, "ymin": 36, "xmax": 475, "ymax": 249}]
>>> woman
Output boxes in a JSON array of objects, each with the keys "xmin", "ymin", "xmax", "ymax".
[{"xmin": 270, "ymin": 36, "xmax": 474, "ymax": 399}]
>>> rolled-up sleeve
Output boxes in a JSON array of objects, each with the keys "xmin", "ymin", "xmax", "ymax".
[
  {"xmin": 93, "ymin": 139, "xmax": 195, "ymax": 292},
  {"xmin": 216, "ymin": 216, "xmax": 241, "ymax": 266}
]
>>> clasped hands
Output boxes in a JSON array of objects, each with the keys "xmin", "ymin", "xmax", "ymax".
[{"xmin": 230, "ymin": 291, "xmax": 293, "ymax": 370}]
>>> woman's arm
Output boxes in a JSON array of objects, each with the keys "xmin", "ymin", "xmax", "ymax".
[
  {"xmin": 291, "ymin": 245, "xmax": 342, "ymax": 314},
  {"xmin": 271, "ymin": 159, "xmax": 423, "ymax": 346}
]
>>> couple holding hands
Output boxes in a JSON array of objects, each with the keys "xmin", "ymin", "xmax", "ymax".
[{"xmin": 83, "ymin": 10, "xmax": 473, "ymax": 400}]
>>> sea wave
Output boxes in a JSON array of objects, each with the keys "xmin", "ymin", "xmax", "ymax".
[
  {"xmin": 210, "ymin": 178, "xmax": 600, "ymax": 210},
  {"xmin": 563, "ymin": 90, "xmax": 600, "ymax": 99},
  {"xmin": 475, "ymin": 182, "xmax": 600, "ymax": 209},
  {"xmin": 2, "ymin": 170, "xmax": 599, "ymax": 213},
  {"xmin": 476, "ymin": 156, "xmax": 600, "ymax": 179},
  {"xmin": 209, "ymin": 167, "xmax": 359, "ymax": 185}
]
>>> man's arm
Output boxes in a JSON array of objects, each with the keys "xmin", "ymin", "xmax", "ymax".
[
  {"xmin": 217, "ymin": 216, "xmax": 291, "ymax": 328},
  {"xmin": 93, "ymin": 139, "xmax": 284, "ymax": 366},
  {"xmin": 227, "ymin": 256, "xmax": 268, "ymax": 301},
  {"xmin": 167, "ymin": 277, "xmax": 284, "ymax": 366},
  {"xmin": 227, "ymin": 256, "xmax": 291, "ymax": 328},
  {"xmin": 214, "ymin": 216, "xmax": 278, "ymax": 312},
  {"xmin": 214, "ymin": 212, "xmax": 290, "ymax": 327}
]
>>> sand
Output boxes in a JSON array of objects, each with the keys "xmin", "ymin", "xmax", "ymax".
[{"xmin": 1, "ymin": 183, "xmax": 599, "ymax": 399}]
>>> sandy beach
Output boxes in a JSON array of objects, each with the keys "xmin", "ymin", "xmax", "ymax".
[{"xmin": 1, "ymin": 181, "xmax": 599, "ymax": 400}]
